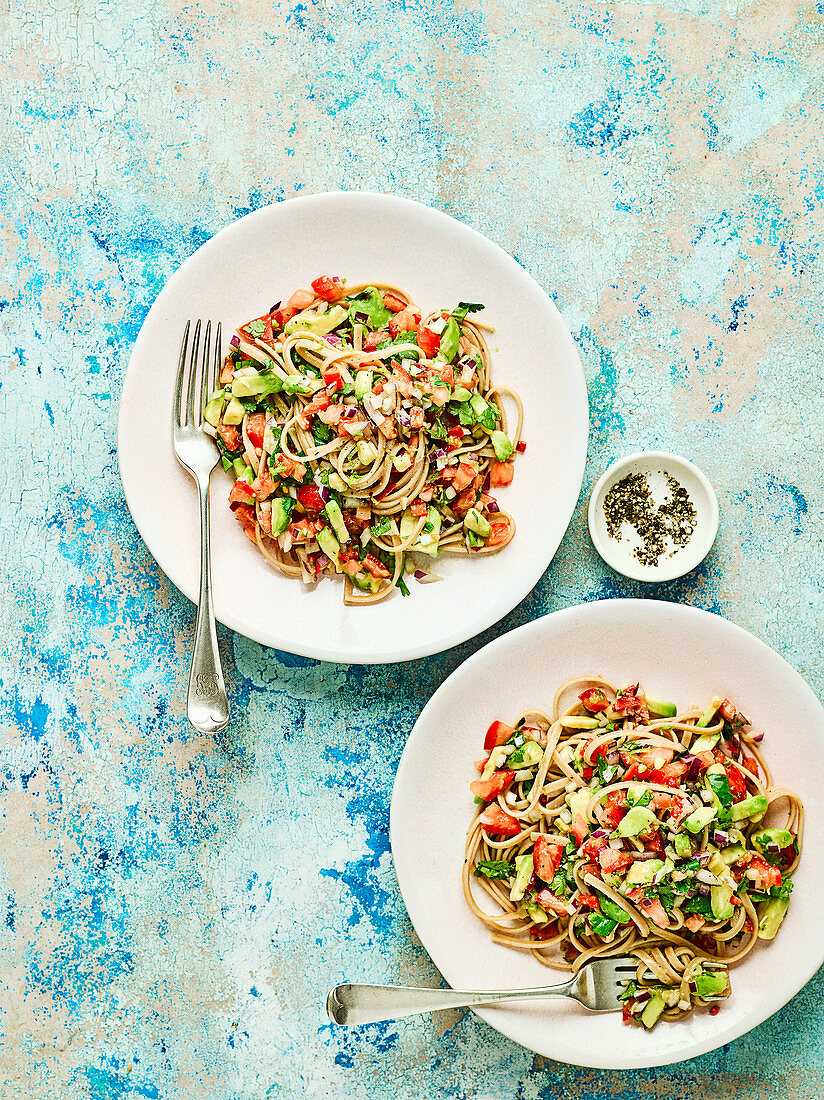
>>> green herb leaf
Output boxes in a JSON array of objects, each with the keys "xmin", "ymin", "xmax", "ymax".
[
  {"xmin": 618, "ymin": 980, "xmax": 638, "ymax": 1002},
  {"xmin": 708, "ymin": 772, "xmax": 733, "ymax": 806},
  {"xmin": 247, "ymin": 319, "xmax": 266, "ymax": 338},
  {"xmin": 451, "ymin": 302, "xmax": 484, "ymax": 323},
  {"xmin": 473, "ymin": 860, "xmax": 515, "ymax": 880},
  {"xmin": 589, "ymin": 913, "xmax": 618, "ymax": 937}
]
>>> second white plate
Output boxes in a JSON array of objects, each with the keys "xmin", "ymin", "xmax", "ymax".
[{"xmin": 390, "ymin": 599, "xmax": 824, "ymax": 1067}]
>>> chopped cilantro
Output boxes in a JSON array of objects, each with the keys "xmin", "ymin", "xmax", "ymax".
[{"xmin": 474, "ymin": 860, "xmax": 515, "ymax": 880}]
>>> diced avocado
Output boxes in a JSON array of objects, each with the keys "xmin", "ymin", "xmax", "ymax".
[
  {"xmin": 641, "ymin": 993, "xmax": 666, "ymax": 1029},
  {"xmin": 509, "ymin": 853, "xmax": 533, "ymax": 902},
  {"xmin": 694, "ymin": 970, "xmax": 729, "ymax": 998},
  {"xmin": 728, "ymin": 794, "xmax": 768, "ymax": 822},
  {"xmin": 271, "ymin": 497, "xmax": 295, "ymax": 537},
  {"xmin": 710, "ymin": 884, "xmax": 735, "ymax": 921},
  {"xmin": 509, "ymin": 739, "xmax": 544, "ymax": 767},
  {"xmin": 452, "ymin": 386, "xmax": 473, "ymax": 402},
  {"xmin": 674, "ymin": 833, "xmax": 694, "ymax": 858},
  {"xmin": 328, "ymin": 473, "xmax": 347, "ymax": 493},
  {"xmin": 469, "ymin": 393, "xmax": 497, "ymax": 432},
  {"xmin": 231, "ymin": 369, "xmax": 283, "ymax": 398},
  {"xmin": 523, "ymin": 898, "xmax": 549, "ymax": 924},
  {"xmin": 691, "ymin": 734, "xmax": 720, "ymax": 754},
  {"xmin": 752, "ymin": 828, "xmax": 795, "ymax": 856},
  {"xmin": 232, "ymin": 458, "xmax": 254, "ymax": 482},
  {"xmin": 568, "ymin": 789, "xmax": 591, "ymax": 820},
  {"xmin": 646, "ymin": 697, "xmax": 677, "ymax": 718},
  {"xmin": 464, "ymin": 508, "xmax": 491, "ymax": 538},
  {"xmin": 316, "ymin": 525, "xmax": 340, "ymax": 565},
  {"xmin": 757, "ymin": 896, "xmax": 790, "ymax": 940},
  {"xmin": 222, "ymin": 396, "xmax": 246, "ymax": 425},
  {"xmin": 616, "ymin": 806, "xmax": 657, "ymax": 838},
  {"xmin": 282, "ymin": 374, "xmax": 317, "ymax": 396},
  {"xmin": 412, "ymin": 505, "xmax": 442, "ymax": 556},
  {"xmin": 357, "ymin": 439, "xmax": 378, "ymax": 465},
  {"xmin": 599, "ymin": 897, "xmax": 633, "ymax": 924},
  {"xmin": 717, "ymin": 844, "xmax": 746, "ymax": 866},
  {"xmin": 707, "ymin": 852, "xmax": 726, "ymax": 877},
  {"xmin": 683, "ymin": 805, "xmax": 717, "ymax": 834},
  {"xmin": 324, "ymin": 500, "xmax": 350, "ymax": 544},
  {"xmin": 350, "ymin": 570, "xmax": 380, "ymax": 593},
  {"xmin": 354, "ymin": 370, "xmax": 373, "ymax": 399},
  {"xmin": 204, "ymin": 390, "xmax": 225, "ymax": 426},
  {"xmin": 284, "ymin": 305, "xmax": 348, "ymax": 336},
  {"xmin": 697, "ymin": 698, "xmax": 723, "ymax": 728},
  {"xmin": 439, "ymin": 317, "xmax": 460, "ymax": 362},
  {"xmin": 559, "ymin": 716, "xmax": 601, "ymax": 730},
  {"xmin": 626, "ymin": 858, "xmax": 664, "ymax": 886},
  {"xmin": 491, "ymin": 430, "xmax": 514, "ymax": 462}
]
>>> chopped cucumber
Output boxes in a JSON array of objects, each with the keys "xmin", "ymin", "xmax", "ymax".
[
  {"xmin": 509, "ymin": 853, "xmax": 533, "ymax": 902},
  {"xmin": 641, "ymin": 993, "xmax": 666, "ymax": 1029},
  {"xmin": 324, "ymin": 500, "xmax": 350, "ymax": 544}
]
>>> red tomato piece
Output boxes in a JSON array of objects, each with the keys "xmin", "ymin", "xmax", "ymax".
[
  {"xmin": 245, "ymin": 412, "xmax": 266, "ymax": 449},
  {"xmin": 483, "ymin": 720, "xmax": 514, "ymax": 751},
  {"xmin": 217, "ymin": 423, "xmax": 241, "ymax": 451},
  {"xmin": 323, "ymin": 367, "xmax": 343, "ymax": 391},
  {"xmin": 579, "ymin": 688, "xmax": 609, "ymax": 712},
  {"xmin": 362, "ymin": 554, "xmax": 391, "ymax": 579},
  {"xmin": 451, "ymin": 462, "xmax": 476, "ymax": 493},
  {"xmin": 489, "ymin": 461, "xmax": 514, "ymax": 487},
  {"xmin": 726, "ymin": 764, "xmax": 748, "ymax": 802},
  {"xmin": 252, "ymin": 468, "xmax": 275, "ymax": 501},
  {"xmin": 311, "ymin": 274, "xmax": 345, "ymax": 302},
  {"xmin": 228, "ymin": 479, "xmax": 255, "ymax": 505},
  {"xmin": 363, "ymin": 330, "xmax": 388, "ymax": 351},
  {"xmin": 388, "ymin": 307, "xmax": 419, "ymax": 335},
  {"xmin": 599, "ymin": 790, "xmax": 628, "ymax": 829},
  {"xmin": 240, "ymin": 315, "xmax": 274, "ymax": 345},
  {"xmin": 569, "ymin": 814, "xmax": 589, "ymax": 846},
  {"xmin": 748, "ymin": 855, "xmax": 783, "ymax": 890},
  {"xmin": 382, "ymin": 291, "xmax": 407, "ymax": 312},
  {"xmin": 535, "ymin": 890, "xmax": 570, "ymax": 916},
  {"xmin": 296, "ymin": 485, "xmax": 327, "ymax": 514},
  {"xmin": 516, "ymin": 439, "xmax": 527, "ymax": 453},
  {"xmin": 579, "ymin": 834, "xmax": 608, "ymax": 860},
  {"xmin": 577, "ymin": 893, "xmax": 600, "ymax": 910},
  {"xmin": 597, "ymin": 848, "xmax": 633, "ymax": 873},
  {"xmin": 478, "ymin": 804, "xmax": 521, "ymax": 837},
  {"xmin": 533, "ymin": 836, "xmax": 563, "ymax": 882},
  {"xmin": 417, "ymin": 324, "xmax": 440, "ymax": 357},
  {"xmin": 469, "ymin": 769, "xmax": 515, "ymax": 802},
  {"xmin": 233, "ymin": 503, "xmax": 257, "ymax": 541},
  {"xmin": 487, "ymin": 520, "xmax": 511, "ymax": 547}
]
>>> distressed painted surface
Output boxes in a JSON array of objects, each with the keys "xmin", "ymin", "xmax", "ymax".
[{"xmin": 1, "ymin": 0, "xmax": 823, "ymax": 1095}]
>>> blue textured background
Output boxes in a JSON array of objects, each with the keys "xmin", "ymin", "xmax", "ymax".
[{"xmin": 2, "ymin": 1, "xmax": 823, "ymax": 1095}]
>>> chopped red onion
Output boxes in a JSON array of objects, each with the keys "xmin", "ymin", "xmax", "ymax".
[
  {"xmin": 414, "ymin": 570, "xmax": 427, "ymax": 580},
  {"xmin": 486, "ymin": 500, "xmax": 500, "ymax": 513},
  {"xmin": 608, "ymin": 838, "xmax": 624, "ymax": 850},
  {"xmin": 653, "ymin": 863, "xmax": 669, "ymax": 884},
  {"xmin": 397, "ymin": 409, "xmax": 411, "ymax": 429},
  {"xmin": 633, "ymin": 990, "xmax": 651, "ymax": 1005},
  {"xmin": 269, "ymin": 301, "xmax": 281, "ymax": 313},
  {"xmin": 697, "ymin": 851, "xmax": 712, "ymax": 865},
  {"xmin": 482, "ymin": 474, "xmax": 491, "ymax": 492},
  {"xmin": 591, "ymin": 828, "xmax": 609, "ymax": 839},
  {"xmin": 315, "ymin": 553, "xmax": 330, "ymax": 571},
  {"xmin": 326, "ymin": 334, "xmax": 342, "ymax": 346},
  {"xmin": 696, "ymin": 883, "xmax": 710, "ymax": 897},
  {"xmin": 606, "ymin": 751, "xmax": 619, "ymax": 765},
  {"xmin": 353, "ymin": 311, "xmax": 369, "ymax": 324},
  {"xmin": 631, "ymin": 851, "xmax": 660, "ymax": 861},
  {"xmin": 764, "ymin": 841, "xmax": 781, "ymax": 854},
  {"xmin": 751, "ymin": 732, "xmax": 764, "ymax": 743},
  {"xmin": 713, "ymin": 829, "xmax": 730, "ymax": 848},
  {"xmin": 230, "ymin": 335, "xmax": 240, "ymax": 348},
  {"xmin": 688, "ymin": 981, "xmax": 698, "ymax": 993}
]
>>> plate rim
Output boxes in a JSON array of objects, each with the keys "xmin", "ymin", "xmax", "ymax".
[
  {"xmin": 117, "ymin": 191, "xmax": 589, "ymax": 663},
  {"xmin": 390, "ymin": 597, "xmax": 824, "ymax": 1068}
]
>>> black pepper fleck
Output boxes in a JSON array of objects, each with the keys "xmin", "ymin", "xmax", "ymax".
[{"xmin": 603, "ymin": 471, "xmax": 697, "ymax": 567}]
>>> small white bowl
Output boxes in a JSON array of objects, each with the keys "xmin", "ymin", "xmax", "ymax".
[{"xmin": 588, "ymin": 451, "xmax": 719, "ymax": 582}]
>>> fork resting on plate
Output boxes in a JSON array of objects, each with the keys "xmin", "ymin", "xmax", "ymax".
[
  {"xmin": 327, "ymin": 955, "xmax": 638, "ymax": 1026},
  {"xmin": 172, "ymin": 320, "xmax": 230, "ymax": 734}
]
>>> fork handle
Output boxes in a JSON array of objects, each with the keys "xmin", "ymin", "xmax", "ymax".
[
  {"xmin": 327, "ymin": 979, "xmax": 578, "ymax": 1026},
  {"xmin": 187, "ymin": 477, "xmax": 229, "ymax": 733}
]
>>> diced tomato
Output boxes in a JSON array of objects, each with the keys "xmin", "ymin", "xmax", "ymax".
[
  {"xmin": 388, "ymin": 307, "xmax": 419, "ymax": 336},
  {"xmin": 452, "ymin": 462, "xmax": 476, "ymax": 493},
  {"xmin": 362, "ymin": 554, "xmax": 391, "ymax": 579},
  {"xmin": 516, "ymin": 439, "xmax": 527, "ymax": 453},
  {"xmin": 431, "ymin": 361, "xmax": 455, "ymax": 387},
  {"xmin": 229, "ymin": 479, "xmax": 255, "ymax": 505},
  {"xmin": 234, "ymin": 503, "xmax": 257, "ymax": 541},
  {"xmin": 271, "ymin": 305, "xmax": 298, "ymax": 330},
  {"xmin": 409, "ymin": 407, "xmax": 425, "ymax": 429},
  {"xmin": 417, "ymin": 324, "xmax": 440, "ymax": 357},
  {"xmin": 217, "ymin": 423, "xmax": 241, "ymax": 451},
  {"xmin": 487, "ymin": 520, "xmax": 511, "ymax": 547},
  {"xmin": 252, "ymin": 468, "xmax": 274, "ymax": 501},
  {"xmin": 478, "ymin": 804, "xmax": 521, "ymax": 837},
  {"xmin": 569, "ymin": 814, "xmax": 589, "ymax": 846},
  {"xmin": 577, "ymin": 893, "xmax": 599, "ymax": 910},
  {"xmin": 286, "ymin": 288, "xmax": 315, "ymax": 310},
  {"xmin": 311, "ymin": 274, "xmax": 345, "ymax": 302},
  {"xmin": 470, "ymin": 769, "xmax": 515, "ymax": 802},
  {"xmin": 741, "ymin": 754, "xmax": 760, "ymax": 779},
  {"xmin": 597, "ymin": 848, "xmax": 633, "ymax": 873},
  {"xmin": 391, "ymin": 365, "xmax": 413, "ymax": 397},
  {"xmin": 240, "ymin": 314, "xmax": 274, "ymax": 345},
  {"xmin": 652, "ymin": 793, "xmax": 685, "ymax": 816},
  {"xmin": 363, "ymin": 330, "xmax": 388, "ymax": 351},
  {"xmin": 322, "ymin": 366, "xmax": 343, "ymax": 391},
  {"xmin": 642, "ymin": 828, "xmax": 665, "ymax": 856},
  {"xmin": 579, "ymin": 688, "xmax": 609, "ymax": 712},
  {"xmin": 599, "ymin": 790, "xmax": 628, "ymax": 829},
  {"xmin": 474, "ymin": 757, "xmax": 488, "ymax": 773},
  {"xmin": 535, "ymin": 890, "xmax": 570, "ymax": 916},
  {"xmin": 244, "ymin": 412, "xmax": 266, "ymax": 449},
  {"xmin": 643, "ymin": 897, "xmax": 670, "ymax": 929},
  {"xmin": 258, "ymin": 508, "xmax": 272, "ymax": 536},
  {"xmin": 452, "ymin": 487, "xmax": 478, "ymax": 518},
  {"xmin": 274, "ymin": 453, "xmax": 307, "ymax": 482},
  {"xmin": 382, "ymin": 291, "xmax": 407, "ymax": 312},
  {"xmin": 725, "ymin": 764, "xmax": 748, "ymax": 802},
  {"xmin": 409, "ymin": 499, "xmax": 428, "ymax": 518},
  {"xmin": 684, "ymin": 914, "xmax": 705, "ymax": 933},
  {"xmin": 529, "ymin": 922, "xmax": 558, "ymax": 940},
  {"xmin": 489, "ymin": 461, "xmax": 514, "ymax": 487},
  {"xmin": 220, "ymin": 355, "xmax": 234, "ymax": 384},
  {"xmin": 483, "ymin": 720, "xmax": 514, "ymax": 751},
  {"xmin": 747, "ymin": 855, "xmax": 783, "ymax": 890},
  {"xmin": 296, "ymin": 485, "xmax": 327, "ymax": 514},
  {"xmin": 580, "ymin": 834, "xmax": 608, "ymax": 860},
  {"xmin": 533, "ymin": 836, "xmax": 563, "ymax": 882}
]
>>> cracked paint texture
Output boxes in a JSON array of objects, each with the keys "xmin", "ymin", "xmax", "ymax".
[{"xmin": 2, "ymin": 0, "xmax": 824, "ymax": 1097}]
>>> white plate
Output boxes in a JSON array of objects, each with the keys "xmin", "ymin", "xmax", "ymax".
[
  {"xmin": 390, "ymin": 599, "xmax": 824, "ymax": 1068},
  {"xmin": 117, "ymin": 193, "xmax": 588, "ymax": 663}
]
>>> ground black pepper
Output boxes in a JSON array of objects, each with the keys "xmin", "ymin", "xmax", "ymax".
[{"xmin": 603, "ymin": 471, "xmax": 697, "ymax": 567}]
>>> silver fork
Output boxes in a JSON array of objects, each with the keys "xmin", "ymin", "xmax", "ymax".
[
  {"xmin": 327, "ymin": 956, "xmax": 638, "ymax": 1026},
  {"xmin": 172, "ymin": 320, "xmax": 230, "ymax": 734}
]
